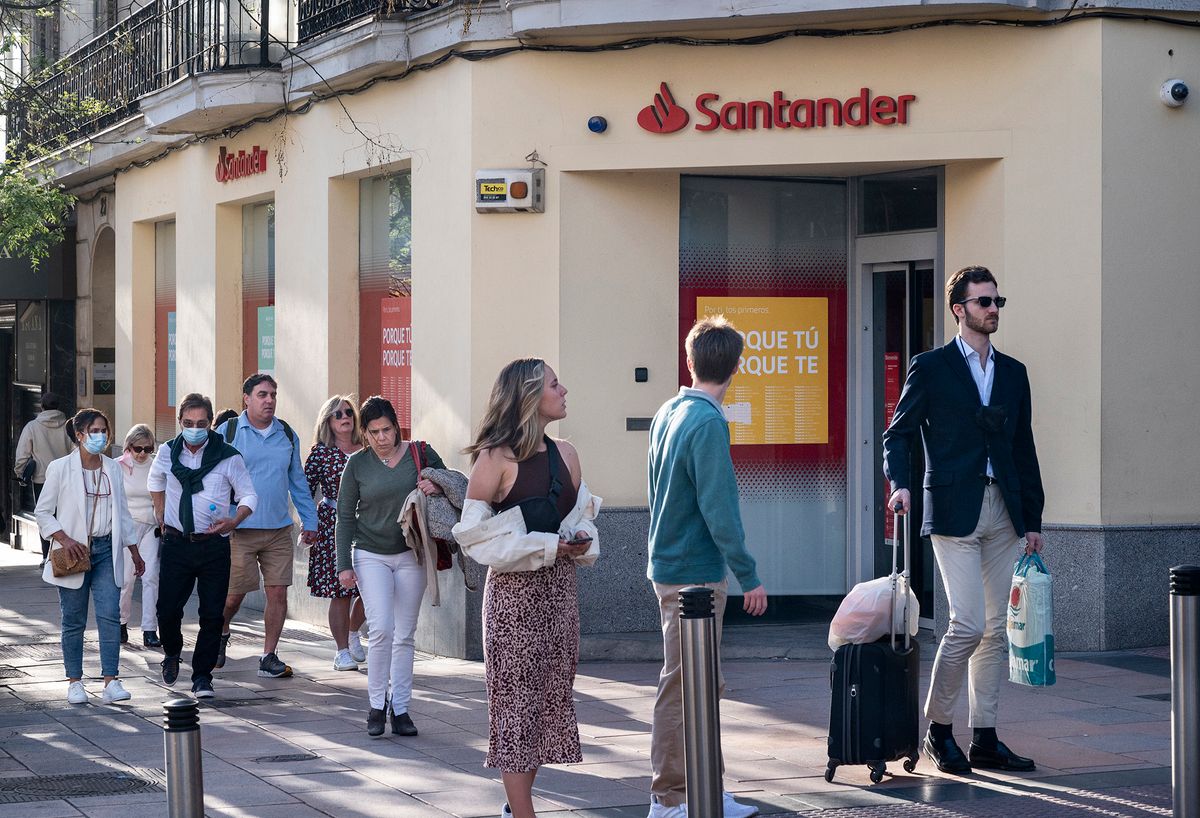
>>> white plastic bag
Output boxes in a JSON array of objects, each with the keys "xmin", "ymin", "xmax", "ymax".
[
  {"xmin": 1008, "ymin": 553, "xmax": 1056, "ymax": 686},
  {"xmin": 828, "ymin": 575, "xmax": 919, "ymax": 651}
]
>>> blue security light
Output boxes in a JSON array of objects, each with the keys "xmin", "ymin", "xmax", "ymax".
[{"xmin": 587, "ymin": 116, "xmax": 608, "ymax": 134}]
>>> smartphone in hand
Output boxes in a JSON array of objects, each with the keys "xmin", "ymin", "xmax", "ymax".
[{"xmin": 568, "ymin": 531, "xmax": 593, "ymax": 544}]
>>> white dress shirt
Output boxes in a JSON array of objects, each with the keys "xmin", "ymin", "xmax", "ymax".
[
  {"xmin": 147, "ymin": 439, "xmax": 258, "ymax": 532},
  {"xmin": 956, "ymin": 334, "xmax": 995, "ymax": 478}
]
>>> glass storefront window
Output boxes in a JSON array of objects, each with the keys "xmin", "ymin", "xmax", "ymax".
[
  {"xmin": 242, "ymin": 202, "xmax": 275, "ymax": 380},
  {"xmin": 859, "ymin": 175, "xmax": 937, "ymax": 235},
  {"xmin": 154, "ymin": 221, "xmax": 176, "ymax": 442},
  {"xmin": 679, "ymin": 176, "xmax": 849, "ymax": 597},
  {"xmin": 359, "ymin": 174, "xmax": 412, "ymax": 436}
]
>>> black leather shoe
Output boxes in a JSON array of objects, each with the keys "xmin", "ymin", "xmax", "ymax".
[
  {"xmin": 968, "ymin": 740, "xmax": 1036, "ymax": 772},
  {"xmin": 143, "ymin": 630, "xmax": 161, "ymax": 649},
  {"xmin": 120, "ymin": 624, "xmax": 129, "ymax": 644},
  {"xmin": 924, "ymin": 733, "xmax": 973, "ymax": 774},
  {"xmin": 391, "ymin": 711, "xmax": 418, "ymax": 736},
  {"xmin": 367, "ymin": 708, "xmax": 386, "ymax": 738},
  {"xmin": 215, "ymin": 633, "xmax": 231, "ymax": 669},
  {"xmin": 161, "ymin": 655, "xmax": 180, "ymax": 686}
]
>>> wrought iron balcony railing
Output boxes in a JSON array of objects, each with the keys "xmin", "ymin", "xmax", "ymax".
[
  {"xmin": 297, "ymin": 0, "xmax": 445, "ymax": 44},
  {"xmin": 7, "ymin": 0, "xmax": 295, "ymax": 153}
]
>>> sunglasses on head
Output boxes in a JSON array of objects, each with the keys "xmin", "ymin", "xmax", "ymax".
[
  {"xmin": 130, "ymin": 445, "xmax": 154, "ymax": 454},
  {"xmin": 957, "ymin": 295, "xmax": 1006, "ymax": 309},
  {"xmin": 332, "ymin": 409, "xmax": 354, "ymax": 420}
]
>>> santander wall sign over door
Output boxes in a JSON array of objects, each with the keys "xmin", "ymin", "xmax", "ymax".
[
  {"xmin": 215, "ymin": 145, "xmax": 269, "ymax": 182},
  {"xmin": 637, "ymin": 82, "xmax": 917, "ymax": 134}
]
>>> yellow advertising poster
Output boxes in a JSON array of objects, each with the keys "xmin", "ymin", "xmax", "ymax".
[{"xmin": 697, "ymin": 296, "xmax": 828, "ymax": 445}]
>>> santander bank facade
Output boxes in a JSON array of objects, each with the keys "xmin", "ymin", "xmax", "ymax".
[{"xmin": 85, "ymin": 0, "xmax": 1200, "ymax": 657}]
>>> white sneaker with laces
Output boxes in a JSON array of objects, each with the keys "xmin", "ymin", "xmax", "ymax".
[
  {"xmin": 333, "ymin": 649, "xmax": 359, "ymax": 671},
  {"xmin": 647, "ymin": 799, "xmax": 687, "ymax": 818},
  {"xmin": 499, "ymin": 804, "xmax": 512, "ymax": 817},
  {"xmin": 101, "ymin": 679, "xmax": 131, "ymax": 704},
  {"xmin": 722, "ymin": 792, "xmax": 758, "ymax": 818},
  {"xmin": 66, "ymin": 681, "xmax": 88, "ymax": 704},
  {"xmin": 347, "ymin": 632, "xmax": 366, "ymax": 664}
]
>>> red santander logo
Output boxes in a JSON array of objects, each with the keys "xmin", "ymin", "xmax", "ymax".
[{"xmin": 637, "ymin": 82, "xmax": 690, "ymax": 134}]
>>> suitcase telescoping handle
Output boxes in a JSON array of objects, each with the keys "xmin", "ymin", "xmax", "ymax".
[{"xmin": 890, "ymin": 502, "xmax": 913, "ymax": 654}]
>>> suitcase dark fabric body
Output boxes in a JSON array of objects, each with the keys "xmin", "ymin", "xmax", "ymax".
[
  {"xmin": 825, "ymin": 637, "xmax": 920, "ymax": 782},
  {"xmin": 825, "ymin": 510, "xmax": 920, "ymax": 783}
]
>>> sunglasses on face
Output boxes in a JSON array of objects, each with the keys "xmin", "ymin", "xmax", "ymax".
[
  {"xmin": 130, "ymin": 445, "xmax": 154, "ymax": 454},
  {"xmin": 332, "ymin": 409, "xmax": 354, "ymax": 420},
  {"xmin": 957, "ymin": 295, "xmax": 1007, "ymax": 309}
]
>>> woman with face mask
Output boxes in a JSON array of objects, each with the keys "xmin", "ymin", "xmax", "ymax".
[
  {"xmin": 117, "ymin": 425, "xmax": 161, "ymax": 648},
  {"xmin": 35, "ymin": 409, "xmax": 144, "ymax": 705}
]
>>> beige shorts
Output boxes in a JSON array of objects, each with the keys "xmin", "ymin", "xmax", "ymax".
[{"xmin": 228, "ymin": 526, "xmax": 295, "ymax": 594}]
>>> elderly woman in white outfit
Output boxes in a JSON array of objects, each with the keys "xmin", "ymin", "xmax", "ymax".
[
  {"xmin": 36, "ymin": 408, "xmax": 144, "ymax": 705},
  {"xmin": 117, "ymin": 425, "xmax": 162, "ymax": 648}
]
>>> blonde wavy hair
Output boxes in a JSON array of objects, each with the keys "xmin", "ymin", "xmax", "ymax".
[
  {"xmin": 122, "ymin": 424, "xmax": 155, "ymax": 451},
  {"xmin": 313, "ymin": 394, "xmax": 363, "ymax": 448},
  {"xmin": 464, "ymin": 358, "xmax": 548, "ymax": 463}
]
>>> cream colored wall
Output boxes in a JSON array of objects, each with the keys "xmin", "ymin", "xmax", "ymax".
[{"xmin": 1099, "ymin": 22, "xmax": 1200, "ymax": 523}]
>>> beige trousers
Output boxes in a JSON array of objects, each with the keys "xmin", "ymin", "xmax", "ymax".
[
  {"xmin": 650, "ymin": 579, "xmax": 728, "ymax": 807},
  {"xmin": 924, "ymin": 484, "xmax": 1021, "ymax": 728}
]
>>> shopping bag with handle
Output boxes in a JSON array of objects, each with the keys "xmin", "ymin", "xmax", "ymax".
[{"xmin": 1007, "ymin": 552, "xmax": 1055, "ymax": 686}]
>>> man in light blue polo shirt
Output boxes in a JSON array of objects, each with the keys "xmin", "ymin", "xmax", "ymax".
[{"xmin": 217, "ymin": 373, "xmax": 318, "ymax": 679}]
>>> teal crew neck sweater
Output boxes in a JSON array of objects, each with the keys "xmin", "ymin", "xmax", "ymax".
[{"xmin": 646, "ymin": 390, "xmax": 760, "ymax": 591}]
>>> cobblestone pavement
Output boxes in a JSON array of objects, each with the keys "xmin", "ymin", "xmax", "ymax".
[{"xmin": 0, "ymin": 544, "xmax": 1175, "ymax": 817}]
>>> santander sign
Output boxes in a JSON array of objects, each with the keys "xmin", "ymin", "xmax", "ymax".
[{"xmin": 637, "ymin": 82, "xmax": 916, "ymax": 134}]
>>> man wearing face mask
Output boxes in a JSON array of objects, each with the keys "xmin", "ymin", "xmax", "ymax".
[
  {"xmin": 148, "ymin": 393, "xmax": 257, "ymax": 699},
  {"xmin": 883, "ymin": 265, "xmax": 1045, "ymax": 776}
]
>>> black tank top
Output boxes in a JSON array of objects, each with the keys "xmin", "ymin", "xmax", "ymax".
[{"xmin": 495, "ymin": 446, "xmax": 578, "ymax": 525}]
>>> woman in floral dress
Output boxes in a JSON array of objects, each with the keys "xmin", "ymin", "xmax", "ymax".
[{"xmin": 305, "ymin": 395, "xmax": 367, "ymax": 671}]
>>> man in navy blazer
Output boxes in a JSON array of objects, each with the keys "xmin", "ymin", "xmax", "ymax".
[{"xmin": 883, "ymin": 265, "xmax": 1044, "ymax": 775}]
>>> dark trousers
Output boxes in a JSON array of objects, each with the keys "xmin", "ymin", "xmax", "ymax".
[{"xmin": 156, "ymin": 530, "xmax": 231, "ymax": 683}]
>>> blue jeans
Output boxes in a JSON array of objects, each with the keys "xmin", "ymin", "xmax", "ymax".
[{"xmin": 58, "ymin": 535, "xmax": 121, "ymax": 679}]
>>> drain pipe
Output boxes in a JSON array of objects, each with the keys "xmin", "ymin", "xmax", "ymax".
[
  {"xmin": 163, "ymin": 698, "xmax": 204, "ymax": 818},
  {"xmin": 680, "ymin": 586, "xmax": 722, "ymax": 818},
  {"xmin": 1171, "ymin": 565, "xmax": 1200, "ymax": 818}
]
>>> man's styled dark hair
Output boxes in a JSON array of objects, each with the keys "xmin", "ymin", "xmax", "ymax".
[
  {"xmin": 685, "ymin": 315, "xmax": 744, "ymax": 384},
  {"xmin": 242, "ymin": 373, "xmax": 278, "ymax": 395},
  {"xmin": 177, "ymin": 393, "xmax": 214, "ymax": 421},
  {"xmin": 40, "ymin": 392, "xmax": 60, "ymax": 411},
  {"xmin": 70, "ymin": 408, "xmax": 110, "ymax": 439},
  {"xmin": 946, "ymin": 265, "xmax": 998, "ymax": 324},
  {"xmin": 359, "ymin": 395, "xmax": 399, "ymax": 433}
]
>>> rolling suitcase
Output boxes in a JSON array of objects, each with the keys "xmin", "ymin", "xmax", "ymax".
[{"xmin": 825, "ymin": 509, "xmax": 920, "ymax": 783}]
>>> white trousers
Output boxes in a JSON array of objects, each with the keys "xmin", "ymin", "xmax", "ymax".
[
  {"xmin": 119, "ymin": 523, "xmax": 161, "ymax": 631},
  {"xmin": 353, "ymin": 548, "xmax": 425, "ymax": 714},
  {"xmin": 924, "ymin": 484, "xmax": 1021, "ymax": 728}
]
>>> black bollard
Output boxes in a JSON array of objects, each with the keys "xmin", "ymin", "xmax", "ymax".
[
  {"xmin": 163, "ymin": 698, "xmax": 204, "ymax": 818},
  {"xmin": 1171, "ymin": 566, "xmax": 1200, "ymax": 818},
  {"xmin": 679, "ymin": 586, "xmax": 721, "ymax": 818}
]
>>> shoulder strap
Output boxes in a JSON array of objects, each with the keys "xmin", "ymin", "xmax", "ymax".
[
  {"xmin": 223, "ymin": 420, "xmax": 236, "ymax": 444},
  {"xmin": 409, "ymin": 440, "xmax": 423, "ymax": 474},
  {"xmin": 279, "ymin": 419, "xmax": 295, "ymax": 444},
  {"xmin": 543, "ymin": 436, "xmax": 562, "ymax": 503}
]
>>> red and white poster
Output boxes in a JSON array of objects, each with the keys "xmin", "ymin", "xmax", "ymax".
[
  {"xmin": 380, "ymin": 298, "xmax": 412, "ymax": 432},
  {"xmin": 883, "ymin": 352, "xmax": 901, "ymax": 542}
]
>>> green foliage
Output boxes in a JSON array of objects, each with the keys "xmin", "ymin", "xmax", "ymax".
[{"xmin": 0, "ymin": 156, "xmax": 74, "ymax": 265}]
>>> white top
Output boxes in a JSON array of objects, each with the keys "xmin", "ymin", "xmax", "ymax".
[
  {"xmin": 82, "ymin": 467, "xmax": 113, "ymax": 537},
  {"xmin": 955, "ymin": 334, "xmax": 995, "ymax": 478},
  {"xmin": 120, "ymin": 456, "xmax": 156, "ymax": 525},
  {"xmin": 147, "ymin": 440, "xmax": 258, "ymax": 532}
]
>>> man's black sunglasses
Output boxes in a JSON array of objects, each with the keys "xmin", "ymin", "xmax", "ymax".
[{"xmin": 957, "ymin": 295, "xmax": 1006, "ymax": 309}]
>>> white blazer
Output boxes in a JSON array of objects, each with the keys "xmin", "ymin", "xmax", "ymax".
[{"xmin": 36, "ymin": 450, "xmax": 137, "ymax": 589}]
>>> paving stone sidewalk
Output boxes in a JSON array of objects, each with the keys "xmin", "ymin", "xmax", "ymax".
[{"xmin": 0, "ymin": 544, "xmax": 1174, "ymax": 817}]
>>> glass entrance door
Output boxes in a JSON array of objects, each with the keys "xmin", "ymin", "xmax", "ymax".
[{"xmin": 871, "ymin": 261, "xmax": 936, "ymax": 624}]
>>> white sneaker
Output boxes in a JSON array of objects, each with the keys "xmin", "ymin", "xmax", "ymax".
[
  {"xmin": 101, "ymin": 679, "xmax": 131, "ymax": 704},
  {"xmin": 723, "ymin": 792, "xmax": 759, "ymax": 818},
  {"xmin": 647, "ymin": 800, "xmax": 687, "ymax": 818},
  {"xmin": 66, "ymin": 681, "xmax": 88, "ymax": 704},
  {"xmin": 347, "ymin": 632, "xmax": 366, "ymax": 664},
  {"xmin": 499, "ymin": 804, "xmax": 512, "ymax": 818},
  {"xmin": 333, "ymin": 649, "xmax": 359, "ymax": 671}
]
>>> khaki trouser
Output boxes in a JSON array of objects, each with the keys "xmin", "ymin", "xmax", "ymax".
[
  {"xmin": 650, "ymin": 579, "xmax": 728, "ymax": 807},
  {"xmin": 924, "ymin": 484, "xmax": 1021, "ymax": 728}
]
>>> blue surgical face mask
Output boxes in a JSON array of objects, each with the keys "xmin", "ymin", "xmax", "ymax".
[
  {"xmin": 181, "ymin": 426, "xmax": 208, "ymax": 445},
  {"xmin": 83, "ymin": 433, "xmax": 107, "ymax": 455}
]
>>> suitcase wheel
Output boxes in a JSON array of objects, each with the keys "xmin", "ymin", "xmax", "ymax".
[
  {"xmin": 903, "ymin": 755, "xmax": 918, "ymax": 773},
  {"xmin": 868, "ymin": 762, "xmax": 886, "ymax": 784},
  {"xmin": 824, "ymin": 762, "xmax": 836, "ymax": 783}
]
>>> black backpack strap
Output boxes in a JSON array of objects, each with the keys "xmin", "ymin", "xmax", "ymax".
[
  {"xmin": 279, "ymin": 419, "xmax": 295, "ymax": 445},
  {"xmin": 223, "ymin": 420, "xmax": 236, "ymax": 444}
]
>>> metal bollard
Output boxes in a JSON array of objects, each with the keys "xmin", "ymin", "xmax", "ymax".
[
  {"xmin": 1171, "ymin": 566, "xmax": 1200, "ymax": 818},
  {"xmin": 679, "ymin": 586, "xmax": 722, "ymax": 818},
  {"xmin": 163, "ymin": 698, "xmax": 205, "ymax": 818}
]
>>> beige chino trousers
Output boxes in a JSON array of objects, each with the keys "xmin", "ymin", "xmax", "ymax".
[
  {"xmin": 650, "ymin": 579, "xmax": 728, "ymax": 807},
  {"xmin": 924, "ymin": 484, "xmax": 1021, "ymax": 728}
]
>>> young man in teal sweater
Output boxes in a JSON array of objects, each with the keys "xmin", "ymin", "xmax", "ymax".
[{"xmin": 646, "ymin": 315, "xmax": 768, "ymax": 818}]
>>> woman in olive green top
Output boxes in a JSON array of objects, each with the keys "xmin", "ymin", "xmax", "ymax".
[{"xmin": 336, "ymin": 396, "xmax": 444, "ymax": 738}]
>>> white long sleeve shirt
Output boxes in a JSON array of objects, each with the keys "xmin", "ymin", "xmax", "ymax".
[{"xmin": 147, "ymin": 440, "xmax": 258, "ymax": 532}]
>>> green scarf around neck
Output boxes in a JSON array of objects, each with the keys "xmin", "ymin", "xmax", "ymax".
[{"xmin": 169, "ymin": 430, "xmax": 239, "ymax": 535}]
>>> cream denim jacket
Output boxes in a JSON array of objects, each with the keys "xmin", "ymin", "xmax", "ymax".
[{"xmin": 451, "ymin": 482, "xmax": 601, "ymax": 573}]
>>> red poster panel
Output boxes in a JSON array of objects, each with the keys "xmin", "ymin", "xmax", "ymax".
[
  {"xmin": 883, "ymin": 351, "xmax": 901, "ymax": 542},
  {"xmin": 380, "ymin": 297, "xmax": 412, "ymax": 436}
]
